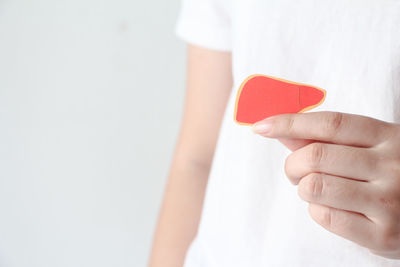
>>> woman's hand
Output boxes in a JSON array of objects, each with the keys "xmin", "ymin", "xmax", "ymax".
[{"xmin": 253, "ymin": 111, "xmax": 400, "ymax": 259}]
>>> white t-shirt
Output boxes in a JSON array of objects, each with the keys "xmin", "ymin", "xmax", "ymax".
[{"xmin": 175, "ymin": 0, "xmax": 400, "ymax": 266}]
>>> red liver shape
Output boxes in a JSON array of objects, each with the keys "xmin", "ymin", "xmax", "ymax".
[{"xmin": 234, "ymin": 75, "xmax": 326, "ymax": 125}]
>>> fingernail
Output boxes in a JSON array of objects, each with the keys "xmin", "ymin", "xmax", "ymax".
[{"xmin": 252, "ymin": 119, "xmax": 273, "ymax": 135}]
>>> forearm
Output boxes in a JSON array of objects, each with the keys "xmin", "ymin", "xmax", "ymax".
[
  {"xmin": 149, "ymin": 45, "xmax": 232, "ymax": 266},
  {"xmin": 148, "ymin": 158, "xmax": 210, "ymax": 267}
]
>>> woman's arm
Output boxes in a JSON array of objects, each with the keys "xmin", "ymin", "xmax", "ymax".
[{"xmin": 148, "ymin": 45, "xmax": 233, "ymax": 267}]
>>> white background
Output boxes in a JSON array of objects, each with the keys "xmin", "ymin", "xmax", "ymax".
[{"xmin": 0, "ymin": 0, "xmax": 186, "ymax": 266}]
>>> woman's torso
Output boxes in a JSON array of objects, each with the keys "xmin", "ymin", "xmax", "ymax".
[{"xmin": 185, "ymin": 0, "xmax": 400, "ymax": 266}]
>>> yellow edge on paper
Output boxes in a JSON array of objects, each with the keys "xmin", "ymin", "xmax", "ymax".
[{"xmin": 233, "ymin": 74, "xmax": 327, "ymax": 126}]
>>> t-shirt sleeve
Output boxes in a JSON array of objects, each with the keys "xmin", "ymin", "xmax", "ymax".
[{"xmin": 174, "ymin": 0, "xmax": 232, "ymax": 51}]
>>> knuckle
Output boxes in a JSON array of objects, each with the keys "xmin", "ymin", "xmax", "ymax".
[
  {"xmin": 306, "ymin": 143, "xmax": 325, "ymax": 169},
  {"xmin": 285, "ymin": 116, "xmax": 296, "ymax": 135},
  {"xmin": 324, "ymin": 112, "xmax": 344, "ymax": 139},
  {"xmin": 310, "ymin": 204, "xmax": 333, "ymax": 230},
  {"xmin": 284, "ymin": 155, "xmax": 298, "ymax": 184},
  {"xmin": 283, "ymin": 156, "xmax": 291, "ymax": 179},
  {"xmin": 299, "ymin": 173, "xmax": 324, "ymax": 200},
  {"xmin": 318, "ymin": 206, "xmax": 333, "ymax": 230}
]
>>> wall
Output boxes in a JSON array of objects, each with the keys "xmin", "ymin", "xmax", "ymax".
[{"xmin": 0, "ymin": 0, "xmax": 186, "ymax": 266}]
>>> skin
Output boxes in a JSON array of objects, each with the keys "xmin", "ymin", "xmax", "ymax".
[
  {"xmin": 253, "ymin": 111, "xmax": 400, "ymax": 259},
  {"xmin": 148, "ymin": 45, "xmax": 233, "ymax": 267}
]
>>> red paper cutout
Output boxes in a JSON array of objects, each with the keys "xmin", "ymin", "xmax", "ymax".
[{"xmin": 234, "ymin": 75, "xmax": 326, "ymax": 125}]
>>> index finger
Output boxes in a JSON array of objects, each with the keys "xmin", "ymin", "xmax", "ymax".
[{"xmin": 253, "ymin": 111, "xmax": 394, "ymax": 147}]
